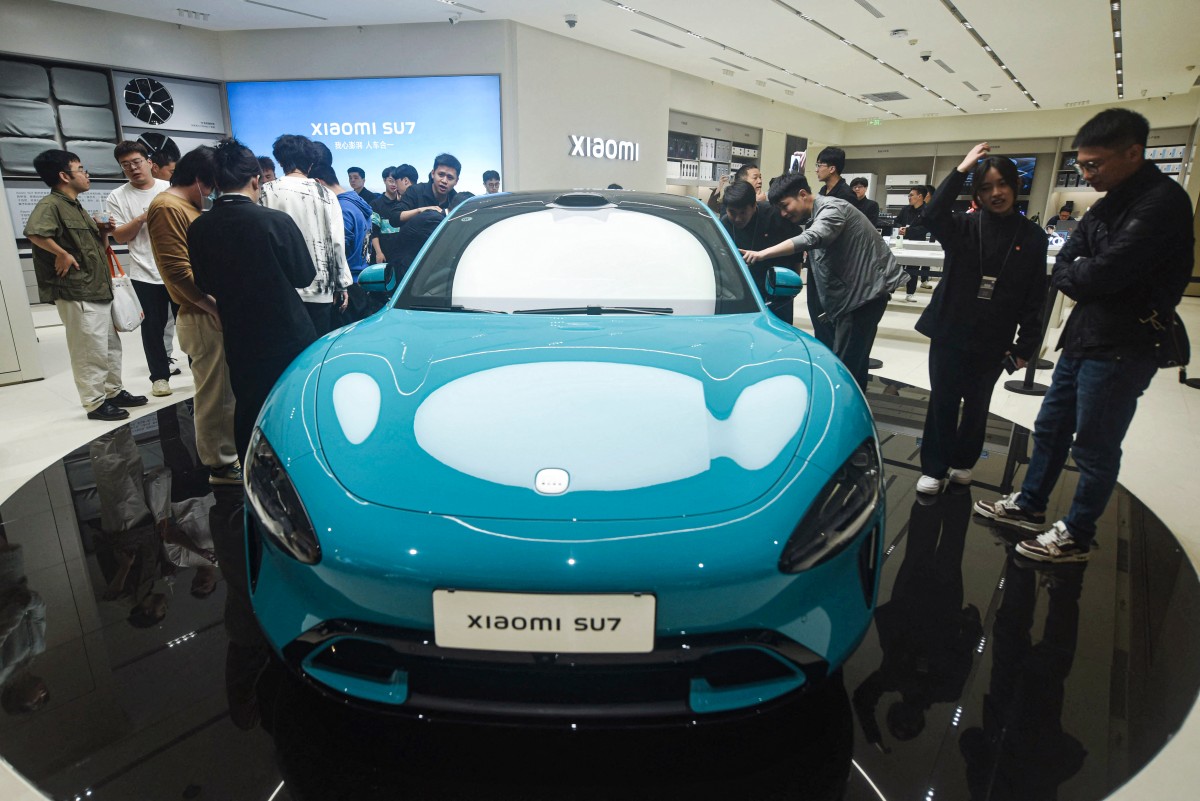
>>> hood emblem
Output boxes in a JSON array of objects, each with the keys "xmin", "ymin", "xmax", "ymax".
[{"xmin": 535, "ymin": 468, "xmax": 570, "ymax": 495}]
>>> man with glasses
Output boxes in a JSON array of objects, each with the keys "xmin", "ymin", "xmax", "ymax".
[
  {"xmin": 106, "ymin": 141, "xmax": 176, "ymax": 397},
  {"xmin": 974, "ymin": 108, "xmax": 1194, "ymax": 563},
  {"xmin": 815, "ymin": 146, "xmax": 857, "ymax": 204},
  {"xmin": 25, "ymin": 150, "xmax": 147, "ymax": 421}
]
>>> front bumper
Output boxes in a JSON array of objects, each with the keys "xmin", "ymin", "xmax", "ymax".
[
  {"xmin": 282, "ymin": 619, "xmax": 833, "ymax": 724},
  {"xmin": 250, "ymin": 506, "xmax": 883, "ymax": 722}
]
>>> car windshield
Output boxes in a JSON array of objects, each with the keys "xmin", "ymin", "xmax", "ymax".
[{"xmin": 395, "ymin": 199, "xmax": 759, "ymax": 315}]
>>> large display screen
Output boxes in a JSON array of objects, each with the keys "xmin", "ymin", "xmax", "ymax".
[{"xmin": 226, "ymin": 75, "xmax": 502, "ymax": 195}]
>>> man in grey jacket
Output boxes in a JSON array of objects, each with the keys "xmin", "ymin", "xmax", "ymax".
[{"xmin": 743, "ymin": 172, "xmax": 904, "ymax": 390}]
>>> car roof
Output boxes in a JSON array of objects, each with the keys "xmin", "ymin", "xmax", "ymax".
[{"xmin": 449, "ymin": 190, "xmax": 709, "ymax": 217}]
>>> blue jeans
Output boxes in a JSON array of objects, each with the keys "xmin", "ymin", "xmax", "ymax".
[{"xmin": 1018, "ymin": 355, "xmax": 1157, "ymax": 546}]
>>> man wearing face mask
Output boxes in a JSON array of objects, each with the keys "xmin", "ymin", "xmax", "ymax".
[{"xmin": 912, "ymin": 143, "xmax": 1047, "ymax": 496}]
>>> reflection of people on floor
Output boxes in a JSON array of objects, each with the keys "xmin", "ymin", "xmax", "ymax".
[
  {"xmin": 89, "ymin": 427, "xmax": 173, "ymax": 626},
  {"xmin": 959, "ymin": 554, "xmax": 1087, "ymax": 799},
  {"xmin": 145, "ymin": 466, "xmax": 219, "ymax": 599},
  {"xmin": 853, "ymin": 490, "xmax": 981, "ymax": 749},
  {"xmin": 0, "ymin": 524, "xmax": 49, "ymax": 715},
  {"xmin": 210, "ymin": 486, "xmax": 270, "ymax": 730}
]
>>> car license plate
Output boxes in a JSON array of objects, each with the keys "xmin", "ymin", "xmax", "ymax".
[{"xmin": 433, "ymin": 590, "xmax": 656, "ymax": 653}]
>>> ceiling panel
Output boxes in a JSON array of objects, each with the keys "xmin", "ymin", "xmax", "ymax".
[{"xmin": 47, "ymin": 0, "xmax": 1200, "ymax": 121}]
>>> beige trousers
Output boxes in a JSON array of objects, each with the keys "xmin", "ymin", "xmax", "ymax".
[
  {"xmin": 55, "ymin": 299, "xmax": 123, "ymax": 411},
  {"xmin": 176, "ymin": 311, "xmax": 238, "ymax": 468}
]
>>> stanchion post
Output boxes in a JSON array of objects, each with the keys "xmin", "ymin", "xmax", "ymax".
[{"xmin": 1005, "ymin": 283, "xmax": 1058, "ymax": 396}]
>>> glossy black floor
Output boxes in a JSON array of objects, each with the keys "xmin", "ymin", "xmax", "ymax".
[{"xmin": 0, "ymin": 379, "xmax": 1197, "ymax": 801}]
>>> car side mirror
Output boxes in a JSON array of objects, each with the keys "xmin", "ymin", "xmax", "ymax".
[
  {"xmin": 358, "ymin": 264, "xmax": 391, "ymax": 295},
  {"xmin": 766, "ymin": 267, "xmax": 802, "ymax": 298}
]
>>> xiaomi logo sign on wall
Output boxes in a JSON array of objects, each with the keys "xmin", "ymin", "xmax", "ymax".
[{"xmin": 569, "ymin": 135, "xmax": 640, "ymax": 161}]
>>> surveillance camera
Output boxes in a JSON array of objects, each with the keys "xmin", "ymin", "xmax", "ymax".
[
  {"xmin": 564, "ymin": 14, "xmax": 578, "ymax": 29},
  {"xmin": 978, "ymin": 93, "xmax": 991, "ymax": 101},
  {"xmin": 448, "ymin": 12, "xmax": 461, "ymax": 24},
  {"xmin": 920, "ymin": 50, "xmax": 932, "ymax": 62}
]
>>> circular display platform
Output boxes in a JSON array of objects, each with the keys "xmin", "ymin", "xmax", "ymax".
[{"xmin": 0, "ymin": 383, "xmax": 1195, "ymax": 800}]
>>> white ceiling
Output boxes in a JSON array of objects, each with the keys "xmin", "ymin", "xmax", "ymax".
[{"xmin": 53, "ymin": 0, "xmax": 1200, "ymax": 122}]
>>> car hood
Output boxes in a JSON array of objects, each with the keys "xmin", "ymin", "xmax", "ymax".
[{"xmin": 313, "ymin": 311, "xmax": 816, "ymax": 521}]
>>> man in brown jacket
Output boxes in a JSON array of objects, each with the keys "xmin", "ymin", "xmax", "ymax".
[{"xmin": 145, "ymin": 147, "xmax": 241, "ymax": 485}]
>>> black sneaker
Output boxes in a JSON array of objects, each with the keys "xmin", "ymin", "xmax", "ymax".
[
  {"xmin": 209, "ymin": 461, "xmax": 244, "ymax": 486},
  {"xmin": 973, "ymin": 491, "xmax": 1046, "ymax": 532},
  {"xmin": 108, "ymin": 390, "xmax": 148, "ymax": 407},
  {"xmin": 87, "ymin": 401, "xmax": 130, "ymax": 421},
  {"xmin": 1015, "ymin": 521, "xmax": 1090, "ymax": 563}
]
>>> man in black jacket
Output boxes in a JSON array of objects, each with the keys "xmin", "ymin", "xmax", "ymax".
[
  {"xmin": 849, "ymin": 177, "xmax": 880, "ymax": 227},
  {"xmin": 815, "ymin": 146, "xmax": 857, "ymax": 203},
  {"xmin": 720, "ymin": 180, "xmax": 804, "ymax": 324},
  {"xmin": 895, "ymin": 185, "xmax": 935, "ymax": 300},
  {"xmin": 974, "ymin": 109, "xmax": 1194, "ymax": 563},
  {"xmin": 188, "ymin": 139, "xmax": 317, "ymax": 457}
]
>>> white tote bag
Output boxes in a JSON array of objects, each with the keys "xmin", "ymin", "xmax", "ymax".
[{"xmin": 108, "ymin": 248, "xmax": 144, "ymax": 332}]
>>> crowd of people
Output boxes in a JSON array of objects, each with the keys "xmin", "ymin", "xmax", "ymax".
[
  {"xmin": 21, "ymin": 106, "xmax": 1195, "ymax": 567},
  {"xmin": 737, "ymin": 107, "xmax": 1192, "ymax": 565}
]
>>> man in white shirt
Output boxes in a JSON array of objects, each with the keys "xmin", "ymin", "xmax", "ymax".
[
  {"xmin": 106, "ymin": 141, "xmax": 176, "ymax": 397},
  {"xmin": 258, "ymin": 134, "xmax": 352, "ymax": 336}
]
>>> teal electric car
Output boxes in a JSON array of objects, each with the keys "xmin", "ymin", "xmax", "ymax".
[{"xmin": 246, "ymin": 190, "xmax": 884, "ymax": 723}]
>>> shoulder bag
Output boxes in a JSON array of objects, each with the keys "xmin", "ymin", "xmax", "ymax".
[{"xmin": 108, "ymin": 247, "xmax": 144, "ymax": 332}]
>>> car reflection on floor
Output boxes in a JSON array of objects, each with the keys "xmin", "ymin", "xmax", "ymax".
[{"xmin": 0, "ymin": 392, "xmax": 1197, "ymax": 801}]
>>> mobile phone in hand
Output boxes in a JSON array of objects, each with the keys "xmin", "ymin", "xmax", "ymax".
[{"xmin": 1002, "ymin": 354, "xmax": 1020, "ymax": 374}]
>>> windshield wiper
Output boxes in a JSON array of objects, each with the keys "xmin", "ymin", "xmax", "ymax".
[
  {"xmin": 513, "ymin": 306, "xmax": 674, "ymax": 316},
  {"xmin": 407, "ymin": 304, "xmax": 505, "ymax": 314}
]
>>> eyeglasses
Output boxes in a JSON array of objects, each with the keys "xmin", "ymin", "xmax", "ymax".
[
  {"xmin": 815, "ymin": 162, "xmax": 831, "ymax": 168},
  {"xmin": 62, "ymin": 167, "xmax": 89, "ymax": 175},
  {"xmin": 1074, "ymin": 160, "xmax": 1103, "ymax": 176},
  {"xmin": 119, "ymin": 158, "xmax": 148, "ymax": 170}
]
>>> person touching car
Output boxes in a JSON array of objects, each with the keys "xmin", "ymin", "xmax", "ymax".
[
  {"xmin": 912, "ymin": 143, "xmax": 1047, "ymax": 495},
  {"xmin": 188, "ymin": 138, "xmax": 318, "ymax": 458},
  {"xmin": 742, "ymin": 172, "xmax": 904, "ymax": 390}
]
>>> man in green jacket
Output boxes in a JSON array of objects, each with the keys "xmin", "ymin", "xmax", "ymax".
[{"xmin": 24, "ymin": 149, "xmax": 147, "ymax": 421}]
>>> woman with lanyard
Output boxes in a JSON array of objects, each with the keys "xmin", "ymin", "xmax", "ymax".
[{"xmin": 914, "ymin": 143, "xmax": 1048, "ymax": 495}]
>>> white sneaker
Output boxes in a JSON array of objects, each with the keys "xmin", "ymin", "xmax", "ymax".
[
  {"xmin": 151, "ymin": 379, "xmax": 172, "ymax": 397},
  {"xmin": 947, "ymin": 468, "xmax": 972, "ymax": 485},
  {"xmin": 921, "ymin": 280, "xmax": 933, "ymax": 289},
  {"xmin": 904, "ymin": 294, "xmax": 917, "ymax": 303},
  {"xmin": 916, "ymin": 475, "xmax": 944, "ymax": 495}
]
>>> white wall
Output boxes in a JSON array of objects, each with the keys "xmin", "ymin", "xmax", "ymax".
[
  {"xmin": 0, "ymin": 0, "xmax": 223, "ymax": 80},
  {"xmin": 510, "ymin": 25, "xmax": 670, "ymax": 191}
]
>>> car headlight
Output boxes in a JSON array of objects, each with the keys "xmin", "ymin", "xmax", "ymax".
[
  {"xmin": 779, "ymin": 439, "xmax": 881, "ymax": 573},
  {"xmin": 246, "ymin": 429, "xmax": 321, "ymax": 564}
]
